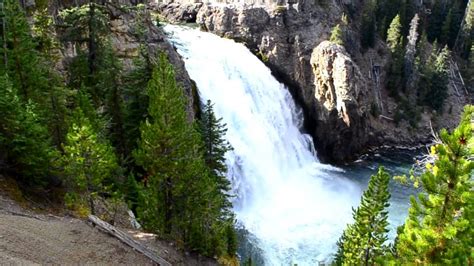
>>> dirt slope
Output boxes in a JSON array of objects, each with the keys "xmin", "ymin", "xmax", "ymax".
[
  {"xmin": 0, "ymin": 175, "xmax": 218, "ymax": 266},
  {"xmin": 0, "ymin": 195, "xmax": 155, "ymax": 265}
]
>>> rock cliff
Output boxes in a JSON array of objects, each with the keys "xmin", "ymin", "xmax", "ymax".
[{"xmin": 309, "ymin": 41, "xmax": 370, "ymax": 161}]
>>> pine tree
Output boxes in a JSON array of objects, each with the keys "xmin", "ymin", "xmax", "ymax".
[
  {"xmin": 61, "ymin": 5, "xmax": 127, "ymax": 156},
  {"xmin": 335, "ymin": 167, "xmax": 391, "ymax": 265},
  {"xmin": 200, "ymin": 100, "xmax": 233, "ymax": 192},
  {"xmin": 395, "ymin": 105, "xmax": 474, "ymax": 264},
  {"xmin": 0, "ymin": 75, "xmax": 56, "ymax": 185},
  {"xmin": 404, "ymin": 14, "xmax": 420, "ymax": 92},
  {"xmin": 199, "ymin": 100, "xmax": 236, "ymax": 255},
  {"xmin": 387, "ymin": 15, "xmax": 403, "ymax": 54},
  {"xmin": 361, "ymin": 0, "xmax": 377, "ymax": 49},
  {"xmin": 427, "ymin": 0, "xmax": 444, "ymax": 42},
  {"xmin": 440, "ymin": 8, "xmax": 453, "ymax": 46},
  {"xmin": 123, "ymin": 45, "xmax": 153, "ymax": 156},
  {"xmin": 0, "ymin": 0, "xmax": 69, "ymax": 148},
  {"xmin": 98, "ymin": 43, "xmax": 127, "ymax": 157},
  {"xmin": 330, "ymin": 24, "xmax": 344, "ymax": 46},
  {"xmin": 59, "ymin": 3, "xmax": 109, "ymax": 98},
  {"xmin": 33, "ymin": 8, "xmax": 69, "ymax": 149},
  {"xmin": 133, "ymin": 54, "xmax": 235, "ymax": 257},
  {"xmin": 0, "ymin": 0, "xmax": 44, "ymax": 100},
  {"xmin": 417, "ymin": 45, "xmax": 450, "ymax": 111},
  {"xmin": 468, "ymin": 44, "xmax": 474, "ymax": 91},
  {"xmin": 387, "ymin": 15, "xmax": 404, "ymax": 94},
  {"xmin": 430, "ymin": 46, "xmax": 450, "ymax": 111},
  {"xmin": 60, "ymin": 97, "xmax": 119, "ymax": 215},
  {"xmin": 133, "ymin": 53, "xmax": 195, "ymax": 235}
]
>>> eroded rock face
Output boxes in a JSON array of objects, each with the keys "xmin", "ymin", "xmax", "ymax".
[
  {"xmin": 159, "ymin": 2, "xmax": 203, "ymax": 23},
  {"xmin": 309, "ymin": 41, "xmax": 371, "ymax": 161}
]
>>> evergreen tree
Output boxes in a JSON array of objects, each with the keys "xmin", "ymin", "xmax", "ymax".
[
  {"xmin": 199, "ymin": 100, "xmax": 236, "ymax": 255},
  {"xmin": 0, "ymin": 0, "xmax": 44, "ymax": 100},
  {"xmin": 387, "ymin": 15, "xmax": 403, "ymax": 54},
  {"xmin": 334, "ymin": 167, "xmax": 391, "ymax": 265},
  {"xmin": 440, "ymin": 8, "xmax": 453, "ymax": 46},
  {"xmin": 33, "ymin": 8, "xmax": 69, "ymax": 148},
  {"xmin": 404, "ymin": 14, "xmax": 420, "ymax": 92},
  {"xmin": 427, "ymin": 0, "xmax": 445, "ymax": 42},
  {"xmin": 123, "ymin": 45, "xmax": 152, "ymax": 156},
  {"xmin": 0, "ymin": 75, "xmax": 56, "ymax": 185},
  {"xmin": 418, "ymin": 45, "xmax": 450, "ymax": 111},
  {"xmin": 395, "ymin": 105, "xmax": 474, "ymax": 264},
  {"xmin": 1, "ymin": 0, "xmax": 68, "ymax": 148},
  {"xmin": 430, "ymin": 46, "xmax": 450, "ymax": 111},
  {"xmin": 330, "ymin": 24, "xmax": 345, "ymax": 46},
  {"xmin": 133, "ymin": 54, "xmax": 234, "ymax": 257},
  {"xmin": 60, "ymin": 97, "xmax": 119, "ymax": 215},
  {"xmin": 398, "ymin": 0, "xmax": 415, "ymax": 39},
  {"xmin": 361, "ymin": 0, "xmax": 377, "ymax": 49},
  {"xmin": 61, "ymin": 5, "xmax": 127, "ymax": 156},
  {"xmin": 468, "ymin": 44, "xmax": 474, "ymax": 91},
  {"xmin": 133, "ymin": 53, "xmax": 194, "ymax": 235},
  {"xmin": 59, "ymin": 3, "xmax": 109, "ymax": 99},
  {"xmin": 99, "ymin": 43, "xmax": 127, "ymax": 157},
  {"xmin": 200, "ymin": 100, "xmax": 233, "ymax": 192},
  {"xmin": 376, "ymin": 0, "xmax": 400, "ymax": 39},
  {"xmin": 387, "ymin": 15, "xmax": 404, "ymax": 94}
]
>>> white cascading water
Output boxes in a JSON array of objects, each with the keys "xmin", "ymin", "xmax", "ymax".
[{"xmin": 164, "ymin": 25, "xmax": 363, "ymax": 265}]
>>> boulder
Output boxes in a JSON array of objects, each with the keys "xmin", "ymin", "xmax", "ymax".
[{"xmin": 309, "ymin": 41, "xmax": 371, "ymax": 161}]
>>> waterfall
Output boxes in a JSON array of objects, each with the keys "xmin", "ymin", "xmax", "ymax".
[{"xmin": 164, "ymin": 25, "xmax": 363, "ymax": 265}]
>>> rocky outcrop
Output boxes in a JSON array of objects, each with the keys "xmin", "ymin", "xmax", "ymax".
[
  {"xmin": 159, "ymin": 2, "xmax": 203, "ymax": 23},
  {"xmin": 309, "ymin": 41, "xmax": 371, "ymax": 161}
]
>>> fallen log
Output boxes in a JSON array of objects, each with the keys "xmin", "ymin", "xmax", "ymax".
[
  {"xmin": 0, "ymin": 208, "xmax": 46, "ymax": 221},
  {"xmin": 88, "ymin": 215, "xmax": 171, "ymax": 266}
]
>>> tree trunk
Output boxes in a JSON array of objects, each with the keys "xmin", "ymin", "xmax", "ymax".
[{"xmin": 164, "ymin": 176, "xmax": 173, "ymax": 235}]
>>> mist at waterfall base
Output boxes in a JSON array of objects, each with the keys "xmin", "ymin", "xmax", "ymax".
[{"xmin": 164, "ymin": 25, "xmax": 414, "ymax": 265}]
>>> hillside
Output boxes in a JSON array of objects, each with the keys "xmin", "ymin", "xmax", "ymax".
[{"xmin": 0, "ymin": 175, "xmax": 216, "ymax": 265}]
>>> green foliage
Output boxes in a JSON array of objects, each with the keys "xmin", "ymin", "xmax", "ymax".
[
  {"xmin": 32, "ymin": 8, "xmax": 59, "ymax": 60},
  {"xmin": 199, "ymin": 99, "xmax": 236, "ymax": 254},
  {"xmin": 334, "ymin": 167, "xmax": 391, "ymax": 265},
  {"xmin": 60, "ymin": 98, "xmax": 119, "ymax": 214},
  {"xmin": 123, "ymin": 46, "xmax": 153, "ymax": 155},
  {"xmin": 0, "ymin": 75, "xmax": 56, "ymax": 185},
  {"xmin": 58, "ymin": 4, "xmax": 109, "ymax": 45},
  {"xmin": 418, "ymin": 46, "xmax": 450, "ymax": 111},
  {"xmin": 386, "ymin": 15, "xmax": 405, "ymax": 95},
  {"xmin": 133, "ymin": 54, "xmax": 235, "ymax": 257},
  {"xmin": 200, "ymin": 100, "xmax": 233, "ymax": 192},
  {"xmin": 387, "ymin": 15, "xmax": 403, "ymax": 54},
  {"xmin": 427, "ymin": 0, "xmax": 444, "ymax": 43},
  {"xmin": 360, "ymin": 0, "xmax": 376, "ymax": 49},
  {"xmin": 330, "ymin": 24, "xmax": 344, "ymax": 46},
  {"xmin": 468, "ymin": 44, "xmax": 474, "ymax": 91},
  {"xmin": 0, "ymin": 0, "xmax": 44, "ymax": 100},
  {"xmin": 395, "ymin": 105, "xmax": 474, "ymax": 264},
  {"xmin": 440, "ymin": 8, "xmax": 453, "ymax": 46}
]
